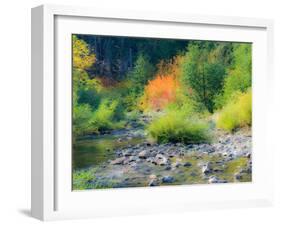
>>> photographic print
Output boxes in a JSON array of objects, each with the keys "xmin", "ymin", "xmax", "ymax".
[{"xmin": 72, "ymin": 35, "xmax": 252, "ymax": 190}]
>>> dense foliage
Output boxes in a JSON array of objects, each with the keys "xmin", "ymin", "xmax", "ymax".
[
  {"xmin": 72, "ymin": 34, "xmax": 252, "ymax": 143},
  {"xmin": 180, "ymin": 41, "xmax": 231, "ymax": 112}
]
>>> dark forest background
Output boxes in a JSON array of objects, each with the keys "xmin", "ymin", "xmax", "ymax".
[{"xmin": 77, "ymin": 35, "xmax": 189, "ymax": 80}]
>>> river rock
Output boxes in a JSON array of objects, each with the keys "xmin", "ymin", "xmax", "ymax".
[
  {"xmin": 172, "ymin": 162, "xmax": 182, "ymax": 168},
  {"xmin": 149, "ymin": 174, "xmax": 157, "ymax": 179},
  {"xmin": 165, "ymin": 165, "xmax": 172, "ymax": 170},
  {"xmin": 183, "ymin": 162, "xmax": 192, "ymax": 167},
  {"xmin": 234, "ymin": 172, "xmax": 242, "ymax": 180},
  {"xmin": 168, "ymin": 152, "xmax": 176, "ymax": 158},
  {"xmin": 213, "ymin": 168, "xmax": 223, "ymax": 173},
  {"xmin": 145, "ymin": 142, "xmax": 152, "ymax": 146},
  {"xmin": 138, "ymin": 150, "xmax": 149, "ymax": 159},
  {"xmin": 129, "ymin": 156, "xmax": 138, "ymax": 162},
  {"xmin": 148, "ymin": 179, "xmax": 158, "ymax": 186},
  {"xmin": 208, "ymin": 176, "xmax": 227, "ymax": 183},
  {"xmin": 123, "ymin": 158, "xmax": 130, "ymax": 165},
  {"xmin": 110, "ymin": 157, "xmax": 126, "ymax": 165},
  {"xmin": 162, "ymin": 176, "xmax": 174, "ymax": 183},
  {"xmin": 123, "ymin": 149, "xmax": 134, "ymax": 156},
  {"xmin": 146, "ymin": 157, "xmax": 154, "ymax": 163},
  {"xmin": 202, "ymin": 162, "xmax": 212, "ymax": 174},
  {"xmin": 154, "ymin": 154, "xmax": 169, "ymax": 165},
  {"xmin": 246, "ymin": 153, "xmax": 251, "ymax": 159},
  {"xmin": 117, "ymin": 138, "xmax": 123, "ymax": 142},
  {"xmin": 201, "ymin": 144, "xmax": 215, "ymax": 153}
]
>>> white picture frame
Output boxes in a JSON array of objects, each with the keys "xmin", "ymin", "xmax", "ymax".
[{"xmin": 31, "ymin": 4, "xmax": 274, "ymax": 221}]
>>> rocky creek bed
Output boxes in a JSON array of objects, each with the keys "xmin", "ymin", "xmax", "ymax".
[{"xmin": 73, "ymin": 127, "xmax": 252, "ymax": 190}]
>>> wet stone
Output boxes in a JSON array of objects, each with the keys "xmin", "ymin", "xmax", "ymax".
[
  {"xmin": 183, "ymin": 162, "xmax": 192, "ymax": 167},
  {"xmin": 164, "ymin": 165, "xmax": 172, "ymax": 170},
  {"xmin": 138, "ymin": 150, "xmax": 149, "ymax": 159},
  {"xmin": 162, "ymin": 176, "xmax": 174, "ymax": 183},
  {"xmin": 148, "ymin": 179, "xmax": 158, "ymax": 186}
]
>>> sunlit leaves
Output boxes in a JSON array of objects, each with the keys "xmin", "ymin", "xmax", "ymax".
[{"xmin": 73, "ymin": 35, "xmax": 96, "ymax": 70}]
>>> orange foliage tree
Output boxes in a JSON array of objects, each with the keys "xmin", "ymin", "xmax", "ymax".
[
  {"xmin": 139, "ymin": 56, "xmax": 184, "ymax": 111},
  {"xmin": 140, "ymin": 75, "xmax": 178, "ymax": 111}
]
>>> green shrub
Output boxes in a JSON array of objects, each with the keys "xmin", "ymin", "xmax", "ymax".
[
  {"xmin": 165, "ymin": 90, "xmax": 195, "ymax": 115},
  {"xmin": 180, "ymin": 43, "xmax": 227, "ymax": 112},
  {"xmin": 214, "ymin": 44, "xmax": 251, "ymax": 109},
  {"xmin": 127, "ymin": 54, "xmax": 155, "ymax": 95},
  {"xmin": 91, "ymin": 99, "xmax": 124, "ymax": 132},
  {"xmin": 216, "ymin": 90, "xmax": 251, "ymax": 132},
  {"xmin": 73, "ymin": 103, "xmax": 96, "ymax": 137},
  {"xmin": 78, "ymin": 87, "xmax": 101, "ymax": 109},
  {"xmin": 126, "ymin": 110, "xmax": 140, "ymax": 121},
  {"xmin": 73, "ymin": 98, "xmax": 126, "ymax": 140},
  {"xmin": 147, "ymin": 111, "xmax": 211, "ymax": 144}
]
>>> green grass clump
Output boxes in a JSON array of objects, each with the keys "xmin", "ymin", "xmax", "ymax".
[
  {"xmin": 147, "ymin": 111, "xmax": 211, "ymax": 144},
  {"xmin": 73, "ymin": 168, "xmax": 119, "ymax": 190},
  {"xmin": 73, "ymin": 169, "xmax": 95, "ymax": 190},
  {"xmin": 225, "ymin": 157, "xmax": 248, "ymax": 175},
  {"xmin": 216, "ymin": 90, "xmax": 251, "ymax": 132}
]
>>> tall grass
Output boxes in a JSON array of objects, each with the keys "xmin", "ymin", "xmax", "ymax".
[
  {"xmin": 147, "ymin": 111, "xmax": 211, "ymax": 144},
  {"xmin": 216, "ymin": 90, "xmax": 251, "ymax": 132}
]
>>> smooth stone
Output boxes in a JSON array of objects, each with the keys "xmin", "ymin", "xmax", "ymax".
[
  {"xmin": 146, "ymin": 157, "xmax": 154, "ymax": 163},
  {"xmin": 208, "ymin": 176, "xmax": 227, "ymax": 183},
  {"xmin": 202, "ymin": 162, "xmax": 212, "ymax": 174},
  {"xmin": 148, "ymin": 179, "xmax": 158, "ymax": 186},
  {"xmin": 183, "ymin": 162, "xmax": 192, "ymax": 167},
  {"xmin": 110, "ymin": 157, "xmax": 126, "ymax": 165},
  {"xmin": 123, "ymin": 149, "xmax": 134, "ymax": 156},
  {"xmin": 234, "ymin": 173, "xmax": 242, "ymax": 180},
  {"xmin": 172, "ymin": 162, "xmax": 181, "ymax": 168},
  {"xmin": 129, "ymin": 156, "xmax": 138, "ymax": 162},
  {"xmin": 138, "ymin": 150, "xmax": 149, "ymax": 159},
  {"xmin": 213, "ymin": 168, "xmax": 223, "ymax": 173},
  {"xmin": 162, "ymin": 176, "xmax": 174, "ymax": 183},
  {"xmin": 149, "ymin": 174, "xmax": 157, "ymax": 179},
  {"xmin": 145, "ymin": 142, "xmax": 152, "ymax": 146},
  {"xmin": 164, "ymin": 165, "xmax": 172, "ymax": 170},
  {"xmin": 154, "ymin": 154, "xmax": 169, "ymax": 166}
]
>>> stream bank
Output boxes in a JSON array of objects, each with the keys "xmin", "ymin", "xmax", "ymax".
[{"xmin": 73, "ymin": 124, "xmax": 252, "ymax": 189}]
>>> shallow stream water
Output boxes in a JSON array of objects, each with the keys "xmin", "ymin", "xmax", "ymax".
[{"xmin": 73, "ymin": 130, "xmax": 146, "ymax": 169}]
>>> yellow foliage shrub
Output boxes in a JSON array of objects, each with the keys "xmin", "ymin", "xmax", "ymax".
[
  {"xmin": 72, "ymin": 35, "xmax": 96, "ymax": 70},
  {"xmin": 217, "ymin": 90, "xmax": 252, "ymax": 132}
]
